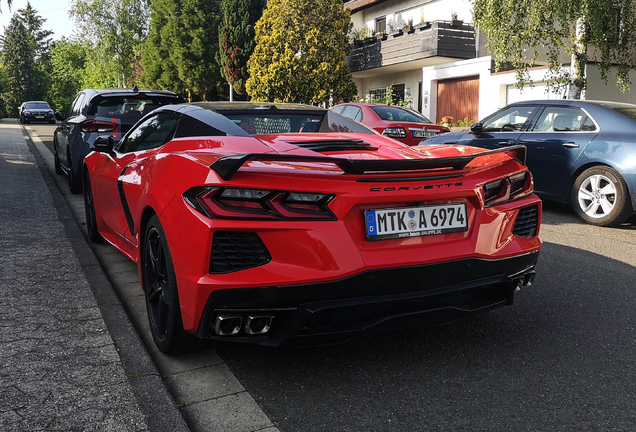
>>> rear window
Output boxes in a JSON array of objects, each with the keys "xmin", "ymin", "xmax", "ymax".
[
  {"xmin": 220, "ymin": 110, "xmax": 376, "ymax": 135},
  {"xmin": 370, "ymin": 106, "xmax": 432, "ymax": 124},
  {"xmin": 88, "ymin": 95, "xmax": 182, "ymax": 121},
  {"xmin": 25, "ymin": 102, "xmax": 51, "ymax": 110}
]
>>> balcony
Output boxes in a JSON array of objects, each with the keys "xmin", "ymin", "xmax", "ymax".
[{"xmin": 347, "ymin": 21, "xmax": 476, "ymax": 76}]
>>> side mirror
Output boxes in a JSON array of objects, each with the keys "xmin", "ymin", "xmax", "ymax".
[
  {"xmin": 54, "ymin": 111, "xmax": 65, "ymax": 121},
  {"xmin": 469, "ymin": 122, "xmax": 483, "ymax": 135},
  {"xmin": 94, "ymin": 135, "xmax": 114, "ymax": 153}
]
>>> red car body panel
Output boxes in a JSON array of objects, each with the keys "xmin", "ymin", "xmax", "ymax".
[
  {"xmin": 86, "ymin": 133, "xmax": 541, "ymax": 334},
  {"xmin": 84, "ymin": 103, "xmax": 541, "ymax": 347},
  {"xmin": 331, "ymin": 103, "xmax": 449, "ymax": 146}
]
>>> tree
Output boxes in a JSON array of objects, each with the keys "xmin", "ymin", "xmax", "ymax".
[
  {"xmin": 0, "ymin": 2, "xmax": 52, "ymax": 114},
  {"xmin": 217, "ymin": 0, "xmax": 266, "ymax": 96},
  {"xmin": 246, "ymin": 0, "xmax": 356, "ymax": 106},
  {"xmin": 473, "ymin": 0, "xmax": 636, "ymax": 98},
  {"xmin": 0, "ymin": 0, "xmax": 12, "ymax": 13},
  {"xmin": 70, "ymin": 0, "xmax": 150, "ymax": 87},
  {"xmin": 47, "ymin": 40, "xmax": 88, "ymax": 111},
  {"xmin": 1, "ymin": 17, "xmax": 36, "ymax": 114},
  {"xmin": 143, "ymin": 0, "xmax": 225, "ymax": 101},
  {"xmin": 15, "ymin": 1, "xmax": 52, "ymax": 60}
]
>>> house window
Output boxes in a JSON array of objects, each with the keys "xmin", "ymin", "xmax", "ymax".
[
  {"xmin": 368, "ymin": 88, "xmax": 387, "ymax": 102},
  {"xmin": 376, "ymin": 17, "xmax": 386, "ymax": 34}
]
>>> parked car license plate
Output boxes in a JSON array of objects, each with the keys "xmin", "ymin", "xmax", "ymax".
[
  {"xmin": 365, "ymin": 203, "xmax": 467, "ymax": 240},
  {"xmin": 412, "ymin": 129, "xmax": 439, "ymax": 138}
]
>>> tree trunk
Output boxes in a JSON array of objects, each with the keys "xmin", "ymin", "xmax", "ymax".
[{"xmin": 568, "ymin": 17, "xmax": 587, "ymax": 99}]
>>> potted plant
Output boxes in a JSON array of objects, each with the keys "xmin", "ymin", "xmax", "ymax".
[
  {"xmin": 442, "ymin": 115, "xmax": 454, "ymax": 125},
  {"xmin": 403, "ymin": 18, "xmax": 414, "ymax": 33},
  {"xmin": 450, "ymin": 12, "xmax": 463, "ymax": 27}
]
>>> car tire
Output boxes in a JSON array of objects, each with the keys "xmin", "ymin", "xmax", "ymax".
[
  {"xmin": 571, "ymin": 166, "xmax": 632, "ymax": 227},
  {"xmin": 142, "ymin": 215, "xmax": 209, "ymax": 355},
  {"xmin": 67, "ymin": 149, "xmax": 82, "ymax": 194},
  {"xmin": 83, "ymin": 170, "xmax": 104, "ymax": 243},
  {"xmin": 53, "ymin": 139, "xmax": 63, "ymax": 175}
]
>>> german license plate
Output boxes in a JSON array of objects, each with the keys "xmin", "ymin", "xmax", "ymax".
[
  {"xmin": 36, "ymin": 115, "xmax": 44, "ymax": 118},
  {"xmin": 412, "ymin": 129, "xmax": 439, "ymax": 138},
  {"xmin": 365, "ymin": 203, "xmax": 467, "ymax": 240}
]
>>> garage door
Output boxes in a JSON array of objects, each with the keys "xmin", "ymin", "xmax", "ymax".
[{"xmin": 437, "ymin": 76, "xmax": 479, "ymax": 124}]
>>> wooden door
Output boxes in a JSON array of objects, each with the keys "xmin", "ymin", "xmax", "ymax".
[{"xmin": 436, "ymin": 76, "xmax": 479, "ymax": 124}]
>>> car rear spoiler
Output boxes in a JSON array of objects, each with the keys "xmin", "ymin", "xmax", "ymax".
[{"xmin": 210, "ymin": 145, "xmax": 527, "ymax": 181}]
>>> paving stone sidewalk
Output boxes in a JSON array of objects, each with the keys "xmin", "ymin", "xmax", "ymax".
[{"xmin": 0, "ymin": 119, "xmax": 152, "ymax": 431}]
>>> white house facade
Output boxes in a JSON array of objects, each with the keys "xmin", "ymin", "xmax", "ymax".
[{"xmin": 345, "ymin": 0, "xmax": 636, "ymax": 124}]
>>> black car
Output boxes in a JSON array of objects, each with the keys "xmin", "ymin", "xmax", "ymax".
[
  {"xmin": 19, "ymin": 101, "xmax": 55, "ymax": 124},
  {"xmin": 421, "ymin": 100, "xmax": 636, "ymax": 227},
  {"xmin": 53, "ymin": 88, "xmax": 185, "ymax": 193}
]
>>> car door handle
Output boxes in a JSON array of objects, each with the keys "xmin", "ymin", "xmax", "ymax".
[
  {"xmin": 562, "ymin": 142, "xmax": 580, "ymax": 149},
  {"xmin": 497, "ymin": 141, "xmax": 513, "ymax": 146}
]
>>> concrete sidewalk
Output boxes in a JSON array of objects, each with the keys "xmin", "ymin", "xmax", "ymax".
[{"xmin": 0, "ymin": 118, "xmax": 188, "ymax": 431}]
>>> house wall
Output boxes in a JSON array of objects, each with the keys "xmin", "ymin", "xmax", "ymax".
[
  {"xmin": 585, "ymin": 65, "xmax": 636, "ymax": 104},
  {"xmin": 421, "ymin": 56, "xmax": 568, "ymax": 122},
  {"xmin": 349, "ymin": 0, "xmax": 472, "ymax": 33},
  {"xmin": 353, "ymin": 69, "xmax": 424, "ymax": 109}
]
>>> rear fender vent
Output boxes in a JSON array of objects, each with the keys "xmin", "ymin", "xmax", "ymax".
[
  {"xmin": 285, "ymin": 139, "xmax": 377, "ymax": 153},
  {"xmin": 513, "ymin": 205, "xmax": 539, "ymax": 238},
  {"xmin": 210, "ymin": 232, "xmax": 271, "ymax": 274}
]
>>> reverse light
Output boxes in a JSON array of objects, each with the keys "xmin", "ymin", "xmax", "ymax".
[
  {"xmin": 81, "ymin": 119, "xmax": 117, "ymax": 133},
  {"xmin": 483, "ymin": 170, "xmax": 534, "ymax": 207},
  {"xmin": 382, "ymin": 127, "xmax": 407, "ymax": 139},
  {"xmin": 184, "ymin": 187, "xmax": 336, "ymax": 220}
]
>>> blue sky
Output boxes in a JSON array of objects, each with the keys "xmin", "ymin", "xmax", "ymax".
[{"xmin": 0, "ymin": 0, "xmax": 76, "ymax": 40}]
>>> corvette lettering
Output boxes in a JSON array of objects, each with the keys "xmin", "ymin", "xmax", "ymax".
[{"xmin": 370, "ymin": 183, "xmax": 463, "ymax": 192}]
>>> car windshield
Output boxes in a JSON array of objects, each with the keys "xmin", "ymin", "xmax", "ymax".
[
  {"xmin": 220, "ymin": 110, "xmax": 377, "ymax": 135},
  {"xmin": 88, "ymin": 95, "xmax": 181, "ymax": 121},
  {"xmin": 25, "ymin": 102, "xmax": 50, "ymax": 110},
  {"xmin": 370, "ymin": 106, "xmax": 432, "ymax": 124}
]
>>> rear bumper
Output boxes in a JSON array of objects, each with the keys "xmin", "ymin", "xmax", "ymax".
[{"xmin": 194, "ymin": 251, "xmax": 540, "ymax": 346}]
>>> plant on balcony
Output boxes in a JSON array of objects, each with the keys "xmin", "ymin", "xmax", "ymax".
[
  {"xmin": 350, "ymin": 27, "xmax": 367, "ymax": 46},
  {"xmin": 403, "ymin": 18, "xmax": 414, "ymax": 33},
  {"xmin": 450, "ymin": 12, "xmax": 463, "ymax": 27}
]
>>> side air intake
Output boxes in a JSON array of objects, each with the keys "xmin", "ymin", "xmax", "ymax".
[
  {"xmin": 210, "ymin": 231, "xmax": 271, "ymax": 273},
  {"xmin": 513, "ymin": 205, "xmax": 539, "ymax": 238}
]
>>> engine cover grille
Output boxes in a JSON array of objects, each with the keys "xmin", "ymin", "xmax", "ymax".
[
  {"xmin": 210, "ymin": 232, "xmax": 271, "ymax": 274},
  {"xmin": 513, "ymin": 205, "xmax": 539, "ymax": 238}
]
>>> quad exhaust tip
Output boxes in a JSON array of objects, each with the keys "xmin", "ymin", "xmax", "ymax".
[{"xmin": 213, "ymin": 314, "xmax": 275, "ymax": 336}]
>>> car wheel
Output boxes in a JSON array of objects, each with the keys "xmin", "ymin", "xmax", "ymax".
[
  {"xmin": 83, "ymin": 170, "xmax": 104, "ymax": 243},
  {"xmin": 53, "ymin": 139, "xmax": 63, "ymax": 175},
  {"xmin": 67, "ymin": 149, "xmax": 82, "ymax": 194},
  {"xmin": 143, "ymin": 215, "xmax": 209, "ymax": 355},
  {"xmin": 571, "ymin": 166, "xmax": 632, "ymax": 227}
]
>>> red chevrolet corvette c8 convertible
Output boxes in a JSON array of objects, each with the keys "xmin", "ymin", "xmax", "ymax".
[{"xmin": 83, "ymin": 102, "xmax": 542, "ymax": 355}]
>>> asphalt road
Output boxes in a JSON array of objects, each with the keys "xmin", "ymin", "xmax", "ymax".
[{"xmin": 30, "ymin": 123, "xmax": 636, "ymax": 432}]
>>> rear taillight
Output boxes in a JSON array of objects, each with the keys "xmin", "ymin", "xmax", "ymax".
[
  {"xmin": 382, "ymin": 127, "xmax": 407, "ymax": 139},
  {"xmin": 483, "ymin": 170, "xmax": 534, "ymax": 207},
  {"xmin": 81, "ymin": 119, "xmax": 117, "ymax": 133},
  {"xmin": 184, "ymin": 187, "xmax": 336, "ymax": 220}
]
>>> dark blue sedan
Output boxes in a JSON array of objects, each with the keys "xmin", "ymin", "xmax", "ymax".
[{"xmin": 420, "ymin": 100, "xmax": 636, "ymax": 226}]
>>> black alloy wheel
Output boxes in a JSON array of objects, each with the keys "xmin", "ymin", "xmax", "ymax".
[
  {"xmin": 142, "ymin": 215, "xmax": 208, "ymax": 355},
  {"xmin": 67, "ymin": 149, "xmax": 82, "ymax": 194},
  {"xmin": 83, "ymin": 170, "xmax": 103, "ymax": 243}
]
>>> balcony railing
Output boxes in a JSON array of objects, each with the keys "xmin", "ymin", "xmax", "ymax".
[{"xmin": 347, "ymin": 21, "xmax": 476, "ymax": 73}]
